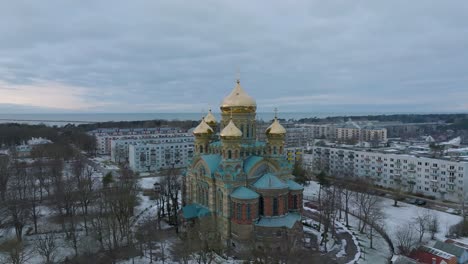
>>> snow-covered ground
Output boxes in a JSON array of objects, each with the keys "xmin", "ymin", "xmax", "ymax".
[{"xmin": 303, "ymin": 180, "xmax": 466, "ymax": 261}]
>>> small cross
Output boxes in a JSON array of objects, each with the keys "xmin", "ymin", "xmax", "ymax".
[
  {"xmin": 236, "ymin": 67, "xmax": 240, "ymax": 84},
  {"xmin": 274, "ymin": 108, "xmax": 278, "ymax": 119}
]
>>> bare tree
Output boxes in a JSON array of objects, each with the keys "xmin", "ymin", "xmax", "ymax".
[
  {"xmin": 0, "ymin": 155, "xmax": 11, "ymax": 201},
  {"xmin": 1, "ymin": 239, "xmax": 32, "ymax": 264},
  {"xmin": 367, "ymin": 203, "xmax": 384, "ymax": 249},
  {"xmin": 395, "ymin": 223, "xmax": 417, "ymax": 256},
  {"xmin": 413, "ymin": 210, "xmax": 430, "ymax": 243},
  {"xmin": 3, "ymin": 161, "xmax": 30, "ymax": 241},
  {"xmin": 35, "ymin": 233, "xmax": 58, "ymax": 264},
  {"xmin": 428, "ymin": 213, "xmax": 440, "ymax": 240}
]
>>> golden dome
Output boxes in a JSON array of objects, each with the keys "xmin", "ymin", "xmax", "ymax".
[
  {"xmin": 266, "ymin": 117, "xmax": 286, "ymax": 136},
  {"xmin": 220, "ymin": 80, "xmax": 256, "ymax": 113},
  {"xmin": 193, "ymin": 118, "xmax": 214, "ymax": 136},
  {"xmin": 220, "ymin": 119, "xmax": 242, "ymax": 139},
  {"xmin": 204, "ymin": 109, "xmax": 217, "ymax": 125}
]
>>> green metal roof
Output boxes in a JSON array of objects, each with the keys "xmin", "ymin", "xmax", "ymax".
[
  {"xmin": 286, "ymin": 180, "xmax": 304, "ymax": 191},
  {"xmin": 182, "ymin": 204, "xmax": 211, "ymax": 219},
  {"xmin": 230, "ymin": 186, "xmax": 259, "ymax": 200},
  {"xmin": 201, "ymin": 154, "xmax": 221, "ymax": 175},
  {"xmin": 243, "ymin": 156, "xmax": 263, "ymax": 174},
  {"xmin": 253, "ymin": 173, "xmax": 288, "ymax": 189},
  {"xmin": 255, "ymin": 213, "xmax": 301, "ymax": 229}
]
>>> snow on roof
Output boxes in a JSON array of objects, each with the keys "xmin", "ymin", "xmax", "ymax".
[
  {"xmin": 441, "ymin": 136, "xmax": 462, "ymax": 146},
  {"xmin": 27, "ymin": 137, "xmax": 52, "ymax": 145},
  {"xmin": 425, "ymin": 135, "xmax": 435, "ymax": 143},
  {"xmin": 286, "ymin": 180, "xmax": 304, "ymax": 191},
  {"xmin": 421, "ymin": 245, "xmax": 456, "ymax": 260}
]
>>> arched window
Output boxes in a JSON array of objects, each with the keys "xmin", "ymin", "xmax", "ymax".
[
  {"xmin": 247, "ymin": 204, "xmax": 251, "ymax": 219},
  {"xmin": 273, "ymin": 146, "xmax": 277, "ymax": 155},
  {"xmin": 200, "ymin": 145, "xmax": 204, "ymax": 154},
  {"xmin": 293, "ymin": 195, "xmax": 298, "ymax": 209},
  {"xmin": 237, "ymin": 203, "xmax": 242, "ymax": 220},
  {"xmin": 273, "ymin": 197, "xmax": 278, "ymax": 216},
  {"xmin": 246, "ymin": 124, "xmax": 250, "ymax": 138},
  {"xmin": 228, "ymin": 150, "xmax": 232, "ymax": 159}
]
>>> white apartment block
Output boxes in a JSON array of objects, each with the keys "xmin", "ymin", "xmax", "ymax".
[
  {"xmin": 110, "ymin": 134, "xmax": 194, "ymax": 163},
  {"xmin": 334, "ymin": 122, "xmax": 387, "ymax": 143},
  {"xmin": 304, "ymin": 146, "xmax": 468, "ymax": 202},
  {"xmin": 128, "ymin": 141, "xmax": 194, "ymax": 172},
  {"xmin": 89, "ymin": 127, "xmax": 185, "ymax": 155}
]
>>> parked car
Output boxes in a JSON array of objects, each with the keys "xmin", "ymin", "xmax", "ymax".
[
  {"xmin": 415, "ymin": 199, "xmax": 426, "ymax": 206},
  {"xmin": 447, "ymin": 208, "xmax": 462, "ymax": 215},
  {"xmin": 406, "ymin": 198, "xmax": 417, "ymax": 204}
]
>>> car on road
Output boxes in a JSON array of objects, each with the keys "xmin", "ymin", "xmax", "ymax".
[{"xmin": 415, "ymin": 199, "xmax": 426, "ymax": 206}]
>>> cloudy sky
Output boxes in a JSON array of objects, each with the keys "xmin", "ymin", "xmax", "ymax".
[{"xmin": 1, "ymin": 1, "xmax": 468, "ymax": 114}]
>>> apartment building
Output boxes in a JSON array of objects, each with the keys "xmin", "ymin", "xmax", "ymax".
[
  {"xmin": 128, "ymin": 141, "xmax": 194, "ymax": 172},
  {"xmin": 89, "ymin": 127, "xmax": 185, "ymax": 155},
  {"xmin": 110, "ymin": 134, "xmax": 194, "ymax": 163},
  {"xmin": 304, "ymin": 145, "xmax": 468, "ymax": 202},
  {"xmin": 334, "ymin": 121, "xmax": 387, "ymax": 143}
]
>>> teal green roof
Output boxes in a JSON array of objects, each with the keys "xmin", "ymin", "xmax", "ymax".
[
  {"xmin": 182, "ymin": 204, "xmax": 211, "ymax": 219},
  {"xmin": 231, "ymin": 186, "xmax": 259, "ymax": 200},
  {"xmin": 253, "ymin": 173, "xmax": 288, "ymax": 189},
  {"xmin": 433, "ymin": 241, "xmax": 465, "ymax": 257},
  {"xmin": 287, "ymin": 180, "xmax": 304, "ymax": 191},
  {"xmin": 255, "ymin": 213, "xmax": 301, "ymax": 228},
  {"xmin": 243, "ymin": 156, "xmax": 263, "ymax": 174},
  {"xmin": 201, "ymin": 154, "xmax": 221, "ymax": 175}
]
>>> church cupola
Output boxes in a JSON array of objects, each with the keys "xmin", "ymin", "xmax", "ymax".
[
  {"xmin": 265, "ymin": 112, "xmax": 286, "ymax": 156},
  {"xmin": 204, "ymin": 109, "xmax": 217, "ymax": 130},
  {"xmin": 193, "ymin": 118, "xmax": 213, "ymax": 155},
  {"xmin": 220, "ymin": 119, "xmax": 242, "ymax": 160},
  {"xmin": 220, "ymin": 79, "xmax": 256, "ymax": 114}
]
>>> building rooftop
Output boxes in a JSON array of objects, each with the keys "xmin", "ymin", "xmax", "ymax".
[
  {"xmin": 253, "ymin": 173, "xmax": 288, "ymax": 189},
  {"xmin": 201, "ymin": 154, "xmax": 222, "ymax": 175},
  {"xmin": 286, "ymin": 180, "xmax": 304, "ymax": 191},
  {"xmin": 230, "ymin": 186, "xmax": 260, "ymax": 200},
  {"xmin": 182, "ymin": 204, "xmax": 211, "ymax": 219},
  {"xmin": 433, "ymin": 241, "xmax": 466, "ymax": 257},
  {"xmin": 255, "ymin": 212, "xmax": 301, "ymax": 228}
]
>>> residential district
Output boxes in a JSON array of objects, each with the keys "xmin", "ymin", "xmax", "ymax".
[{"xmin": 1, "ymin": 81, "xmax": 468, "ymax": 263}]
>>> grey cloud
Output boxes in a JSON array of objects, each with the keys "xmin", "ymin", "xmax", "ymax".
[{"xmin": 0, "ymin": 0, "xmax": 468, "ymax": 113}]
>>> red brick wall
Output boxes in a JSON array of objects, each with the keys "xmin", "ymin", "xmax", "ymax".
[{"xmin": 231, "ymin": 201, "xmax": 258, "ymax": 225}]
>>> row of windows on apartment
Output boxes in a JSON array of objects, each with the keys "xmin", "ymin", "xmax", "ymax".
[
  {"xmin": 141, "ymin": 145, "xmax": 192, "ymax": 150},
  {"xmin": 326, "ymin": 155, "xmax": 464, "ymax": 170}
]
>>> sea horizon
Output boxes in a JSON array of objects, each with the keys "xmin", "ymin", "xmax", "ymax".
[{"xmin": 0, "ymin": 111, "xmax": 466, "ymax": 127}]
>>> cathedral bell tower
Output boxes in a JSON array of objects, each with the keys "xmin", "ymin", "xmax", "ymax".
[{"xmin": 220, "ymin": 80, "xmax": 257, "ymax": 145}]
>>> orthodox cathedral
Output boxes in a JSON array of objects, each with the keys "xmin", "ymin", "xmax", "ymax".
[{"xmin": 182, "ymin": 79, "xmax": 304, "ymax": 250}]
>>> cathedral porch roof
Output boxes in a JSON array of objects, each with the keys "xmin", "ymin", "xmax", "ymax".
[
  {"xmin": 255, "ymin": 212, "xmax": 301, "ymax": 229},
  {"xmin": 182, "ymin": 204, "xmax": 211, "ymax": 219},
  {"xmin": 230, "ymin": 186, "xmax": 259, "ymax": 200}
]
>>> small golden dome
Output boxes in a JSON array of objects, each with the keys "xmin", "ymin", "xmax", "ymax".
[
  {"xmin": 266, "ymin": 117, "xmax": 286, "ymax": 136},
  {"xmin": 204, "ymin": 109, "xmax": 217, "ymax": 125},
  {"xmin": 220, "ymin": 119, "xmax": 242, "ymax": 138},
  {"xmin": 193, "ymin": 118, "xmax": 214, "ymax": 136},
  {"xmin": 220, "ymin": 80, "xmax": 256, "ymax": 113}
]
